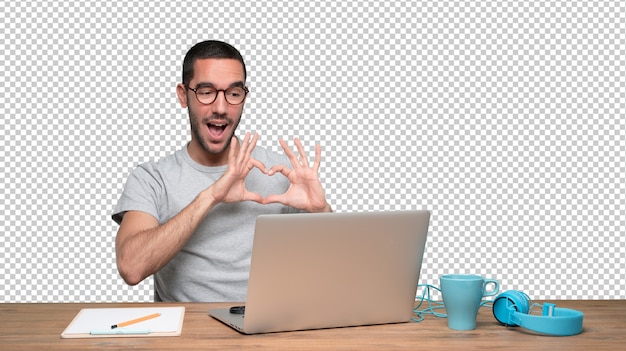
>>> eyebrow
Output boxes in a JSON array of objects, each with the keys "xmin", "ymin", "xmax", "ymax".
[{"xmin": 194, "ymin": 81, "xmax": 245, "ymax": 89}]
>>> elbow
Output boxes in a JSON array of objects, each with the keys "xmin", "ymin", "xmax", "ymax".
[
  {"xmin": 115, "ymin": 232, "xmax": 151, "ymax": 286},
  {"xmin": 120, "ymin": 272, "xmax": 143, "ymax": 286},
  {"xmin": 117, "ymin": 264, "xmax": 145, "ymax": 286},
  {"xmin": 116, "ymin": 255, "xmax": 147, "ymax": 286}
]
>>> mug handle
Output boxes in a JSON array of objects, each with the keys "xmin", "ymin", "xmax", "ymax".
[{"xmin": 483, "ymin": 279, "xmax": 500, "ymax": 297}]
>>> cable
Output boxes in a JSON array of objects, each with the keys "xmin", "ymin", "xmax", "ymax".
[
  {"xmin": 412, "ymin": 284, "xmax": 495, "ymax": 322},
  {"xmin": 412, "ymin": 284, "xmax": 446, "ymax": 322}
]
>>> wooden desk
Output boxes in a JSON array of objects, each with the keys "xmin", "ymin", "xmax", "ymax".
[{"xmin": 1, "ymin": 300, "xmax": 624, "ymax": 350}]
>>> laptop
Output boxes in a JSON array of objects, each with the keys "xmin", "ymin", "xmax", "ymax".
[{"xmin": 209, "ymin": 210, "xmax": 430, "ymax": 334}]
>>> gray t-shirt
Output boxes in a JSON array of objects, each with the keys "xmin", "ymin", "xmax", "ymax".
[{"xmin": 112, "ymin": 143, "xmax": 299, "ymax": 302}]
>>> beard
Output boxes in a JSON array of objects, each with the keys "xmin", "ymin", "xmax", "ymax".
[{"xmin": 188, "ymin": 107, "xmax": 242, "ymax": 155}]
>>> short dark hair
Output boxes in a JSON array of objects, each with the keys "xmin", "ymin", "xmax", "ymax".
[{"xmin": 182, "ymin": 40, "xmax": 247, "ymax": 85}]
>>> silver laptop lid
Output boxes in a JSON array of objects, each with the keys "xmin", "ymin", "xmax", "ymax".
[{"xmin": 240, "ymin": 210, "xmax": 430, "ymax": 334}]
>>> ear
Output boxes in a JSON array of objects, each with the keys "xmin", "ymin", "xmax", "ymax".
[{"xmin": 176, "ymin": 83, "xmax": 188, "ymax": 108}]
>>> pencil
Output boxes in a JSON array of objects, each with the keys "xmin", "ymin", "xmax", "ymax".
[{"xmin": 111, "ymin": 312, "xmax": 161, "ymax": 329}]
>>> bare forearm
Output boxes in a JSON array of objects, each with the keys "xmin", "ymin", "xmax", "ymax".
[{"xmin": 116, "ymin": 189, "xmax": 218, "ymax": 285}]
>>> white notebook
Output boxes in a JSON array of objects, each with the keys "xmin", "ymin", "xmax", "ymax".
[{"xmin": 61, "ymin": 306, "xmax": 185, "ymax": 338}]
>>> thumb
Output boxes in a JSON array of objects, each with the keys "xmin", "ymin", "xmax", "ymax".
[{"xmin": 262, "ymin": 193, "xmax": 287, "ymax": 206}]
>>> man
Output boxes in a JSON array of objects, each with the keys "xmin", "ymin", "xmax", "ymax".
[{"xmin": 112, "ymin": 40, "xmax": 332, "ymax": 302}]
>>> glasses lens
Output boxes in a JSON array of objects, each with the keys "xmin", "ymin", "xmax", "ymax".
[
  {"xmin": 195, "ymin": 87, "xmax": 218, "ymax": 104},
  {"xmin": 224, "ymin": 87, "xmax": 246, "ymax": 105}
]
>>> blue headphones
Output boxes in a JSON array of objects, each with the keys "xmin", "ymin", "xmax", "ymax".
[{"xmin": 492, "ymin": 290, "xmax": 584, "ymax": 336}]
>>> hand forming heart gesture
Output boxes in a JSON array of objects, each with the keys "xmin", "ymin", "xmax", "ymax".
[{"xmin": 211, "ymin": 132, "xmax": 331, "ymax": 213}]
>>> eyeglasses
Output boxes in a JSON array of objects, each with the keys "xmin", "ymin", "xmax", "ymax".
[{"xmin": 186, "ymin": 85, "xmax": 249, "ymax": 105}]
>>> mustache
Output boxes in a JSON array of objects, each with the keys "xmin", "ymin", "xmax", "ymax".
[{"xmin": 203, "ymin": 114, "xmax": 232, "ymax": 124}]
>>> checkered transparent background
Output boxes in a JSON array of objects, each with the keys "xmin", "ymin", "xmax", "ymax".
[{"xmin": 1, "ymin": 1, "xmax": 624, "ymax": 302}]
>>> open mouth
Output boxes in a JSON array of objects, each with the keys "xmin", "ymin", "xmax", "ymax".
[{"xmin": 207, "ymin": 121, "xmax": 228, "ymax": 139}]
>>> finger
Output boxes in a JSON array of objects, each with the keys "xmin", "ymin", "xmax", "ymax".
[
  {"xmin": 267, "ymin": 164, "xmax": 291, "ymax": 177},
  {"xmin": 313, "ymin": 143, "xmax": 321, "ymax": 171},
  {"xmin": 243, "ymin": 190, "xmax": 264, "ymax": 204},
  {"xmin": 263, "ymin": 193, "xmax": 287, "ymax": 206},
  {"xmin": 228, "ymin": 135, "xmax": 240, "ymax": 166},
  {"xmin": 279, "ymin": 139, "xmax": 300, "ymax": 168},
  {"xmin": 243, "ymin": 132, "xmax": 258, "ymax": 151},
  {"xmin": 239, "ymin": 132, "xmax": 251, "ymax": 156},
  {"xmin": 293, "ymin": 138, "xmax": 309, "ymax": 168},
  {"xmin": 230, "ymin": 133, "xmax": 247, "ymax": 168},
  {"xmin": 250, "ymin": 158, "xmax": 268, "ymax": 173},
  {"xmin": 242, "ymin": 132, "xmax": 259, "ymax": 164},
  {"xmin": 249, "ymin": 132, "xmax": 259, "ymax": 154}
]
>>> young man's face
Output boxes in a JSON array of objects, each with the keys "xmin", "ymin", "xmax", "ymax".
[{"xmin": 177, "ymin": 58, "xmax": 247, "ymax": 165}]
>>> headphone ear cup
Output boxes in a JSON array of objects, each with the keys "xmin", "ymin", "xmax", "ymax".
[{"xmin": 492, "ymin": 290, "xmax": 530, "ymax": 326}]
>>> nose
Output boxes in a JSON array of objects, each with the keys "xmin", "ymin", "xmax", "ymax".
[{"xmin": 212, "ymin": 90, "xmax": 229, "ymax": 113}]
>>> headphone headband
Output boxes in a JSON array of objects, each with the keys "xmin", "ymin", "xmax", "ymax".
[{"xmin": 492, "ymin": 291, "xmax": 583, "ymax": 336}]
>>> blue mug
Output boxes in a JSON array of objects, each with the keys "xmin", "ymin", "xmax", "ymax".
[{"xmin": 440, "ymin": 274, "xmax": 500, "ymax": 330}]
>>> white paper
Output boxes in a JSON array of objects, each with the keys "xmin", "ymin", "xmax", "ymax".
[{"xmin": 63, "ymin": 306, "xmax": 185, "ymax": 335}]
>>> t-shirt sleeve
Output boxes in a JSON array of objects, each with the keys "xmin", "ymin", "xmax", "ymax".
[{"xmin": 112, "ymin": 165, "xmax": 163, "ymax": 225}]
